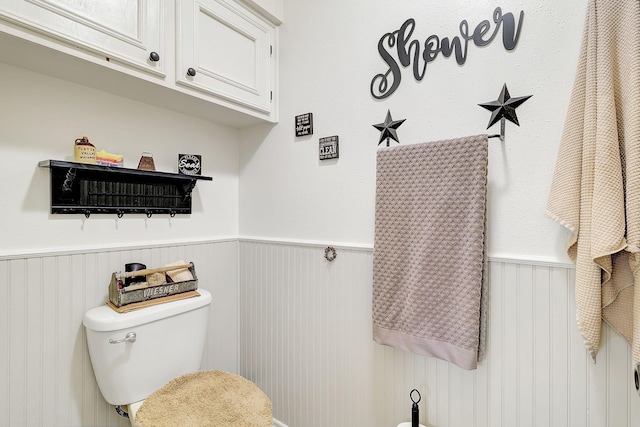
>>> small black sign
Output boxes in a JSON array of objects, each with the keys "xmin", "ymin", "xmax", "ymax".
[
  {"xmin": 319, "ymin": 136, "xmax": 339, "ymax": 160},
  {"xmin": 295, "ymin": 113, "xmax": 314, "ymax": 137},
  {"xmin": 178, "ymin": 154, "xmax": 202, "ymax": 175}
]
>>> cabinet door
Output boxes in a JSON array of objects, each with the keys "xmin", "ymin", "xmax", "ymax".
[
  {"xmin": 0, "ymin": 0, "xmax": 164, "ymax": 77},
  {"xmin": 177, "ymin": 0, "xmax": 275, "ymax": 115}
]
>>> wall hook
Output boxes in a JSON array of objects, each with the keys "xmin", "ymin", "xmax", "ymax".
[
  {"xmin": 488, "ymin": 117, "xmax": 507, "ymax": 141},
  {"xmin": 373, "ymin": 109, "xmax": 406, "ymax": 147},
  {"xmin": 479, "ymin": 83, "xmax": 532, "ymax": 141},
  {"xmin": 324, "ymin": 246, "xmax": 337, "ymax": 262}
]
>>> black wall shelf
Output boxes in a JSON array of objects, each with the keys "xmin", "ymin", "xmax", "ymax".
[{"xmin": 39, "ymin": 160, "xmax": 212, "ymax": 217}]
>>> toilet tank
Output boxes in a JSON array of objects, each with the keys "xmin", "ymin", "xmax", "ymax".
[{"xmin": 83, "ymin": 289, "xmax": 212, "ymax": 406}]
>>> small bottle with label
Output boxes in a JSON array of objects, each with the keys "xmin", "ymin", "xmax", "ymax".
[{"xmin": 74, "ymin": 136, "xmax": 96, "ymax": 164}]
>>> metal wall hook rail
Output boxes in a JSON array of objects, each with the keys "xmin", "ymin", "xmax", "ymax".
[
  {"xmin": 61, "ymin": 207, "xmax": 192, "ymax": 216},
  {"xmin": 39, "ymin": 159, "xmax": 212, "ymax": 217}
]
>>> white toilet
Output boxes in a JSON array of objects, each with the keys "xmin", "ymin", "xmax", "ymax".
[
  {"xmin": 83, "ymin": 289, "xmax": 213, "ymax": 425},
  {"xmin": 84, "ymin": 289, "xmax": 273, "ymax": 426}
]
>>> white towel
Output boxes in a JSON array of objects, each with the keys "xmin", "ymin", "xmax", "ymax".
[{"xmin": 546, "ymin": 0, "xmax": 640, "ymax": 368}]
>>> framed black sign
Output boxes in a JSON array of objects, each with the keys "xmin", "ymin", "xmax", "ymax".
[
  {"xmin": 178, "ymin": 154, "xmax": 202, "ymax": 176},
  {"xmin": 319, "ymin": 136, "xmax": 339, "ymax": 160},
  {"xmin": 295, "ymin": 113, "xmax": 314, "ymax": 137}
]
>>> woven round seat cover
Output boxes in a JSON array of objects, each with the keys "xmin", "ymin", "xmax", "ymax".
[{"xmin": 135, "ymin": 370, "xmax": 272, "ymax": 427}]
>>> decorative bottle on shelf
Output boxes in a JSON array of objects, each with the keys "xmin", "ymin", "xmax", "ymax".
[
  {"xmin": 74, "ymin": 136, "xmax": 96, "ymax": 164},
  {"xmin": 137, "ymin": 152, "xmax": 156, "ymax": 171}
]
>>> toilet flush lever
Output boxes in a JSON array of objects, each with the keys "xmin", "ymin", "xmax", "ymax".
[{"xmin": 109, "ymin": 332, "xmax": 137, "ymax": 344}]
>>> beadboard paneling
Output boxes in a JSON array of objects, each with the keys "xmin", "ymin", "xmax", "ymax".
[
  {"xmin": 238, "ymin": 240, "xmax": 640, "ymax": 427},
  {"xmin": 0, "ymin": 240, "xmax": 238, "ymax": 427},
  {"xmin": 239, "ymin": 241, "xmax": 376, "ymax": 427},
  {"xmin": 5, "ymin": 239, "xmax": 640, "ymax": 427}
]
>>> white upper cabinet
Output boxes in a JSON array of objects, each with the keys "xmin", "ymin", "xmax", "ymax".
[
  {"xmin": 0, "ymin": 0, "xmax": 165, "ymax": 77},
  {"xmin": 0, "ymin": 0, "xmax": 281, "ymax": 124},
  {"xmin": 177, "ymin": 0, "xmax": 275, "ymax": 115}
]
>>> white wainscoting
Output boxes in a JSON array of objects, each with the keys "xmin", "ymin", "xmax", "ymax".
[
  {"xmin": 4, "ymin": 238, "xmax": 640, "ymax": 427},
  {"xmin": 238, "ymin": 239, "xmax": 640, "ymax": 427},
  {"xmin": 0, "ymin": 240, "xmax": 238, "ymax": 427}
]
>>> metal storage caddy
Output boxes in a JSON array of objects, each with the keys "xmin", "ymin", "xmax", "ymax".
[{"xmin": 108, "ymin": 263, "xmax": 199, "ymax": 311}]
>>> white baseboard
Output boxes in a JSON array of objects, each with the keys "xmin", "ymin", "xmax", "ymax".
[{"xmin": 273, "ymin": 419, "xmax": 288, "ymax": 427}]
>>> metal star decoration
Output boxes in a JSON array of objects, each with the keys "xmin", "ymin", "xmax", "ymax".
[
  {"xmin": 373, "ymin": 109, "xmax": 406, "ymax": 147},
  {"xmin": 478, "ymin": 83, "xmax": 532, "ymax": 128}
]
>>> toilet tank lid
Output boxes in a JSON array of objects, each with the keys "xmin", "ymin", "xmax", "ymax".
[{"xmin": 83, "ymin": 289, "xmax": 212, "ymax": 332}]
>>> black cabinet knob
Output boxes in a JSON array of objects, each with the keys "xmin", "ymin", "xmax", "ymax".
[
  {"xmin": 187, "ymin": 68, "xmax": 196, "ymax": 77},
  {"xmin": 149, "ymin": 51, "xmax": 160, "ymax": 62}
]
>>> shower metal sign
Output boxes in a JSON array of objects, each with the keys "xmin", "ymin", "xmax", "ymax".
[{"xmin": 370, "ymin": 7, "xmax": 524, "ymax": 99}]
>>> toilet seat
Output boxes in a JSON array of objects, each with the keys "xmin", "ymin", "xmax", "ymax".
[{"xmin": 134, "ymin": 370, "xmax": 272, "ymax": 427}]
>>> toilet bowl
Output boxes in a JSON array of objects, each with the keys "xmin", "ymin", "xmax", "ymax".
[{"xmin": 83, "ymin": 289, "xmax": 271, "ymax": 426}]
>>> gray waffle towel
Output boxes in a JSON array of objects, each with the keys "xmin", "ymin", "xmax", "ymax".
[{"xmin": 373, "ymin": 135, "xmax": 489, "ymax": 370}]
